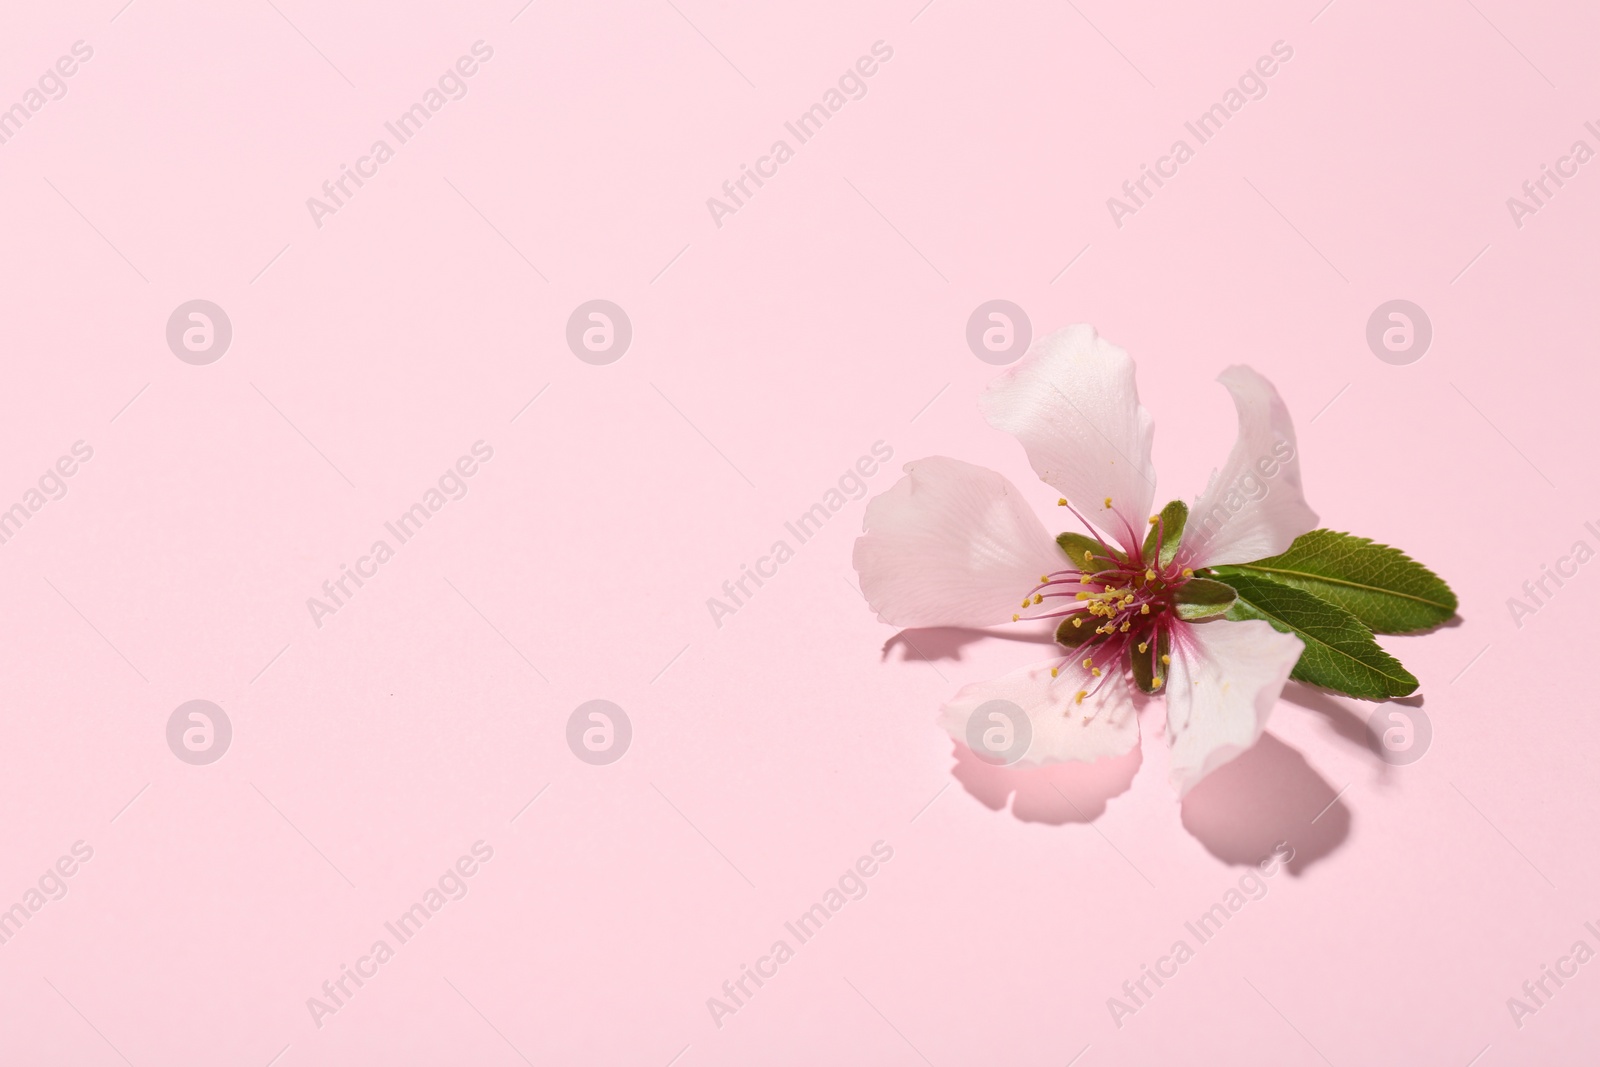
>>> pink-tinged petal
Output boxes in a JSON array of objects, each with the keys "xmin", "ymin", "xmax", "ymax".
[
  {"xmin": 1164, "ymin": 618, "xmax": 1304, "ymax": 796},
  {"xmin": 1179, "ymin": 366, "xmax": 1319, "ymax": 568},
  {"xmin": 939, "ymin": 660, "xmax": 1140, "ymax": 767},
  {"xmin": 978, "ymin": 325, "xmax": 1157, "ymax": 550},
  {"xmin": 853, "ymin": 457, "xmax": 1063, "ymax": 628}
]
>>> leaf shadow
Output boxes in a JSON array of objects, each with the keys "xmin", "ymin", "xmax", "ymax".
[{"xmin": 1278, "ymin": 682, "xmax": 1397, "ymax": 778}]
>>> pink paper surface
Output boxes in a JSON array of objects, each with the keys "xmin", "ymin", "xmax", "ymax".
[{"xmin": 0, "ymin": 1, "xmax": 1594, "ymax": 1064}]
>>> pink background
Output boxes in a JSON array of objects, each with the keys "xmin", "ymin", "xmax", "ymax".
[{"xmin": 1, "ymin": 0, "xmax": 1595, "ymax": 1063}]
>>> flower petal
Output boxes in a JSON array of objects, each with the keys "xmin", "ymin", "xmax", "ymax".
[
  {"xmin": 1178, "ymin": 366, "xmax": 1318, "ymax": 568},
  {"xmin": 1164, "ymin": 618, "xmax": 1304, "ymax": 796},
  {"xmin": 853, "ymin": 457, "xmax": 1063, "ymax": 628},
  {"xmin": 939, "ymin": 659, "xmax": 1140, "ymax": 767},
  {"xmin": 978, "ymin": 325, "xmax": 1157, "ymax": 550}
]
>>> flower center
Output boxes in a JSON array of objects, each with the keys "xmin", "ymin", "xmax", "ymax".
[{"xmin": 1011, "ymin": 501, "xmax": 1195, "ymax": 702}]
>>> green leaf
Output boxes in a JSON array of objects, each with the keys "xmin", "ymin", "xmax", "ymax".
[
  {"xmin": 1173, "ymin": 578, "xmax": 1236, "ymax": 620},
  {"xmin": 1140, "ymin": 500, "xmax": 1188, "ymax": 568},
  {"xmin": 1218, "ymin": 572, "xmax": 1419, "ymax": 700},
  {"xmin": 1056, "ymin": 532, "xmax": 1121, "ymax": 574},
  {"xmin": 1209, "ymin": 529, "xmax": 1457, "ymax": 634},
  {"xmin": 1130, "ymin": 627, "xmax": 1170, "ymax": 694},
  {"xmin": 1055, "ymin": 614, "xmax": 1102, "ymax": 648}
]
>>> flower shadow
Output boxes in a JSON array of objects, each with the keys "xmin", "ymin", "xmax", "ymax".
[
  {"xmin": 948, "ymin": 738, "xmax": 1142, "ymax": 825},
  {"xmin": 1179, "ymin": 732, "xmax": 1350, "ymax": 876},
  {"xmin": 883, "ymin": 626, "xmax": 1055, "ymax": 666}
]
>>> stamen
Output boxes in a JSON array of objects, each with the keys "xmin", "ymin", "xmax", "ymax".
[
  {"xmin": 1058, "ymin": 498, "xmax": 1068, "ymax": 506},
  {"xmin": 1075, "ymin": 690, "xmax": 1087, "ymax": 704},
  {"xmin": 1151, "ymin": 676, "xmax": 1163, "ymax": 689},
  {"xmin": 1182, "ymin": 568, "xmax": 1194, "ymax": 578},
  {"xmin": 1103, "ymin": 497, "xmax": 1112, "ymax": 508},
  {"xmin": 1161, "ymin": 654, "xmax": 1171, "ymax": 665}
]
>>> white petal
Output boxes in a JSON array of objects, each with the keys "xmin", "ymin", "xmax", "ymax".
[
  {"xmin": 1165, "ymin": 618, "xmax": 1304, "ymax": 796},
  {"xmin": 939, "ymin": 660, "xmax": 1140, "ymax": 768},
  {"xmin": 978, "ymin": 325, "xmax": 1157, "ymax": 550},
  {"xmin": 853, "ymin": 457, "xmax": 1063, "ymax": 628},
  {"xmin": 1179, "ymin": 366, "xmax": 1318, "ymax": 568}
]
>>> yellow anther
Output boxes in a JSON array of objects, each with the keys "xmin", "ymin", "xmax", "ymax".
[
  {"xmin": 1137, "ymin": 642, "xmax": 1149, "ymax": 653},
  {"xmin": 1058, "ymin": 498, "xmax": 1069, "ymax": 506},
  {"xmin": 1076, "ymin": 592, "xmax": 1090, "ymax": 600},
  {"xmin": 1051, "ymin": 667, "xmax": 1059, "ymax": 678},
  {"xmin": 1151, "ymin": 676, "xmax": 1164, "ymax": 689},
  {"xmin": 1022, "ymin": 599, "xmax": 1031, "ymax": 608},
  {"xmin": 1140, "ymin": 604, "xmax": 1150, "ymax": 614},
  {"xmin": 1161, "ymin": 654, "xmax": 1171, "ymax": 665},
  {"xmin": 1083, "ymin": 550, "xmax": 1093, "ymax": 563},
  {"xmin": 1072, "ymin": 617, "xmax": 1083, "ymax": 628},
  {"xmin": 1041, "ymin": 575, "xmax": 1049, "ymax": 583},
  {"xmin": 1091, "ymin": 667, "xmax": 1102, "ymax": 677},
  {"xmin": 1119, "ymin": 622, "xmax": 1130, "ymax": 632},
  {"xmin": 1103, "ymin": 497, "xmax": 1113, "ymax": 508},
  {"xmin": 1075, "ymin": 690, "xmax": 1088, "ymax": 705},
  {"xmin": 1012, "ymin": 614, "xmax": 1020, "ymax": 622},
  {"xmin": 1182, "ymin": 568, "xmax": 1195, "ymax": 578},
  {"xmin": 1145, "ymin": 569, "xmax": 1156, "ymax": 582},
  {"xmin": 1148, "ymin": 515, "xmax": 1159, "ymax": 525},
  {"xmin": 1033, "ymin": 594, "xmax": 1043, "ymax": 605}
]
